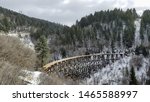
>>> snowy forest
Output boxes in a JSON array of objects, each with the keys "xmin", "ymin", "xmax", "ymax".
[{"xmin": 0, "ymin": 6, "xmax": 150, "ymax": 85}]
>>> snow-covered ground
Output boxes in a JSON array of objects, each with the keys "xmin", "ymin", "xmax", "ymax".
[
  {"xmin": 18, "ymin": 55, "xmax": 149, "ymax": 85},
  {"xmin": 81, "ymin": 56, "xmax": 149, "ymax": 85},
  {"xmin": 134, "ymin": 19, "xmax": 141, "ymax": 47},
  {"xmin": 0, "ymin": 32, "xmax": 35, "ymax": 50},
  {"xmin": 19, "ymin": 70, "xmax": 42, "ymax": 85}
]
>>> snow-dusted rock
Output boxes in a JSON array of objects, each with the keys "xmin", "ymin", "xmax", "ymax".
[
  {"xmin": 19, "ymin": 70, "xmax": 42, "ymax": 85},
  {"xmin": 0, "ymin": 32, "xmax": 35, "ymax": 50}
]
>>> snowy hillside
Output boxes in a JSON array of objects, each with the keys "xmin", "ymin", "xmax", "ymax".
[
  {"xmin": 134, "ymin": 19, "xmax": 141, "ymax": 47},
  {"xmin": 10, "ymin": 18, "xmax": 150, "ymax": 85},
  {"xmin": 79, "ymin": 18, "xmax": 149, "ymax": 85},
  {"xmin": 0, "ymin": 7, "xmax": 150, "ymax": 85},
  {"xmin": 0, "ymin": 31, "xmax": 34, "ymax": 50},
  {"xmin": 81, "ymin": 55, "xmax": 150, "ymax": 85},
  {"xmin": 19, "ymin": 70, "xmax": 42, "ymax": 85}
]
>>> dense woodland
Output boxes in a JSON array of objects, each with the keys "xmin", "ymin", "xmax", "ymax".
[
  {"xmin": 0, "ymin": 7, "xmax": 148, "ymax": 49},
  {"xmin": 140, "ymin": 10, "xmax": 150, "ymax": 42},
  {"xmin": 0, "ymin": 6, "xmax": 150, "ymax": 85},
  {"xmin": 0, "ymin": 6, "xmax": 64, "ymax": 38},
  {"xmin": 61, "ymin": 8, "xmax": 138, "ymax": 49},
  {"xmin": 0, "ymin": 7, "xmax": 150, "ymax": 64}
]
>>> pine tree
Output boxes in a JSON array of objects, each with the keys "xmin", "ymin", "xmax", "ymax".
[
  {"xmin": 125, "ymin": 67, "xmax": 129, "ymax": 77},
  {"xmin": 35, "ymin": 35, "xmax": 49, "ymax": 68},
  {"xmin": 129, "ymin": 66, "xmax": 138, "ymax": 85},
  {"xmin": 60, "ymin": 47, "xmax": 66, "ymax": 58},
  {"xmin": 3, "ymin": 17, "xmax": 10, "ymax": 32}
]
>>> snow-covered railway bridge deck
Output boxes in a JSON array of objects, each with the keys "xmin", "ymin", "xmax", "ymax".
[{"xmin": 43, "ymin": 53, "xmax": 125, "ymax": 79}]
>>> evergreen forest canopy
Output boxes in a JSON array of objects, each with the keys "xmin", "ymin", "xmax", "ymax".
[
  {"xmin": 62, "ymin": 8, "xmax": 138, "ymax": 49},
  {"xmin": 0, "ymin": 6, "xmax": 150, "ymax": 52},
  {"xmin": 140, "ymin": 10, "xmax": 150, "ymax": 42},
  {"xmin": 0, "ymin": 6, "xmax": 64, "ymax": 39},
  {"xmin": 0, "ymin": 6, "xmax": 150, "ymax": 85}
]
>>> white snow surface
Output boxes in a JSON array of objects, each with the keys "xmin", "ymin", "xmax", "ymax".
[
  {"xmin": 0, "ymin": 32, "xmax": 35, "ymax": 50},
  {"xmin": 134, "ymin": 19, "xmax": 141, "ymax": 47},
  {"xmin": 82, "ymin": 56, "xmax": 149, "ymax": 85},
  {"xmin": 19, "ymin": 70, "xmax": 42, "ymax": 85}
]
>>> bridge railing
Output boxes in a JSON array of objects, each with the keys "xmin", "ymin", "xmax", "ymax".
[{"xmin": 43, "ymin": 53, "xmax": 125, "ymax": 72}]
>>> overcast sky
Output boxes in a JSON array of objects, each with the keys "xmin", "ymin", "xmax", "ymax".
[{"xmin": 0, "ymin": 0, "xmax": 150, "ymax": 26}]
